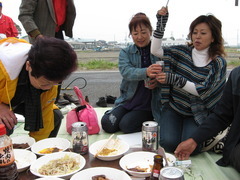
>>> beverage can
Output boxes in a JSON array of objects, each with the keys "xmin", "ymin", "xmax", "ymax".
[
  {"xmin": 156, "ymin": 60, "xmax": 165, "ymax": 72},
  {"xmin": 144, "ymin": 77, "xmax": 154, "ymax": 88},
  {"xmin": 159, "ymin": 167, "xmax": 185, "ymax": 180},
  {"xmin": 72, "ymin": 122, "xmax": 89, "ymax": 154},
  {"xmin": 142, "ymin": 121, "xmax": 158, "ymax": 152}
]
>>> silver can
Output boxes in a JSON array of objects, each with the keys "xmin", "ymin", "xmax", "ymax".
[
  {"xmin": 142, "ymin": 121, "xmax": 158, "ymax": 152},
  {"xmin": 156, "ymin": 60, "xmax": 165, "ymax": 72},
  {"xmin": 72, "ymin": 122, "xmax": 89, "ymax": 154},
  {"xmin": 144, "ymin": 77, "xmax": 154, "ymax": 88},
  {"xmin": 159, "ymin": 167, "xmax": 185, "ymax": 180}
]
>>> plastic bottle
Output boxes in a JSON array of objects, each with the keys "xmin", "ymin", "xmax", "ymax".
[
  {"xmin": 0, "ymin": 124, "xmax": 18, "ymax": 180},
  {"xmin": 150, "ymin": 154, "xmax": 164, "ymax": 180}
]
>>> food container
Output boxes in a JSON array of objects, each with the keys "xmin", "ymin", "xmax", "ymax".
[{"xmin": 159, "ymin": 167, "xmax": 184, "ymax": 180}]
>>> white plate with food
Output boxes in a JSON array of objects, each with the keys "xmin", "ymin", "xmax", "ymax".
[
  {"xmin": 119, "ymin": 151, "xmax": 156, "ymax": 178},
  {"xmin": 14, "ymin": 149, "xmax": 37, "ymax": 172},
  {"xmin": 70, "ymin": 167, "xmax": 131, "ymax": 180},
  {"xmin": 89, "ymin": 138, "xmax": 130, "ymax": 161},
  {"xmin": 119, "ymin": 151, "xmax": 177, "ymax": 178},
  {"xmin": 31, "ymin": 137, "xmax": 70, "ymax": 156},
  {"xmin": 11, "ymin": 135, "xmax": 36, "ymax": 149},
  {"xmin": 165, "ymin": 153, "xmax": 177, "ymax": 166},
  {"xmin": 30, "ymin": 152, "xmax": 85, "ymax": 179}
]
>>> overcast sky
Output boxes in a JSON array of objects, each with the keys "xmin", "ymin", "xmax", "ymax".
[{"xmin": 1, "ymin": 0, "xmax": 240, "ymax": 45}]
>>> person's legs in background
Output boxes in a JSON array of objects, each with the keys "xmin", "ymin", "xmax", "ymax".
[
  {"xmin": 182, "ymin": 116, "xmax": 202, "ymax": 154},
  {"xmin": 54, "ymin": 30, "xmax": 64, "ymax": 103},
  {"xmin": 101, "ymin": 106, "xmax": 128, "ymax": 133},
  {"xmin": 158, "ymin": 103, "xmax": 183, "ymax": 153},
  {"xmin": 48, "ymin": 109, "xmax": 64, "ymax": 137},
  {"xmin": 119, "ymin": 110, "xmax": 153, "ymax": 133},
  {"xmin": 229, "ymin": 143, "xmax": 240, "ymax": 172}
]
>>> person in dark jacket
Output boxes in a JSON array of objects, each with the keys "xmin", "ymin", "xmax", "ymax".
[{"xmin": 175, "ymin": 66, "xmax": 240, "ymax": 172}]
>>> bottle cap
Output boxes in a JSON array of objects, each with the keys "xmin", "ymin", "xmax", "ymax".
[
  {"xmin": 0, "ymin": 124, "xmax": 6, "ymax": 135},
  {"xmin": 154, "ymin": 154, "xmax": 163, "ymax": 159}
]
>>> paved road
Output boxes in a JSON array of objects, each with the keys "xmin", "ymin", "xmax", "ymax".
[
  {"xmin": 61, "ymin": 71, "xmax": 121, "ymax": 108},
  {"xmin": 61, "ymin": 69, "xmax": 232, "ymax": 108}
]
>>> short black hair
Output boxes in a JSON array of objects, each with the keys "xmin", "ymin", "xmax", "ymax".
[{"xmin": 28, "ymin": 37, "xmax": 78, "ymax": 81}]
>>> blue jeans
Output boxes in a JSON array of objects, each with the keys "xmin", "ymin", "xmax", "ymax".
[
  {"xmin": 158, "ymin": 103, "xmax": 201, "ymax": 153},
  {"xmin": 101, "ymin": 105, "xmax": 154, "ymax": 133}
]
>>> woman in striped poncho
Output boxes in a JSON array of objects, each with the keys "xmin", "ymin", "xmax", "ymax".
[{"xmin": 151, "ymin": 7, "xmax": 228, "ymax": 154}]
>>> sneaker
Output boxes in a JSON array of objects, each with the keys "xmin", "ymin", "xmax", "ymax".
[
  {"xmin": 63, "ymin": 93, "xmax": 79, "ymax": 104},
  {"xmin": 96, "ymin": 97, "xmax": 107, "ymax": 107},
  {"xmin": 106, "ymin": 95, "xmax": 117, "ymax": 104},
  {"xmin": 213, "ymin": 141, "xmax": 225, "ymax": 154},
  {"xmin": 56, "ymin": 95, "xmax": 71, "ymax": 106},
  {"xmin": 202, "ymin": 127, "xmax": 229, "ymax": 152}
]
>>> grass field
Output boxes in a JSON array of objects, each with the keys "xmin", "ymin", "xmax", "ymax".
[{"xmin": 76, "ymin": 47, "xmax": 240, "ymax": 70}]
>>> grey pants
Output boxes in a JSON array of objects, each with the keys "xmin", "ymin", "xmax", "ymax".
[
  {"xmin": 229, "ymin": 143, "xmax": 240, "ymax": 172},
  {"xmin": 49, "ymin": 109, "xmax": 64, "ymax": 137}
]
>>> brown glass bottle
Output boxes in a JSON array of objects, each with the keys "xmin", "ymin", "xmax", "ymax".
[
  {"xmin": 150, "ymin": 154, "xmax": 164, "ymax": 180},
  {"xmin": 0, "ymin": 124, "xmax": 18, "ymax": 180}
]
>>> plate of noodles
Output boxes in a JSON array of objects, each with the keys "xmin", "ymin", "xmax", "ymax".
[{"xmin": 30, "ymin": 152, "xmax": 85, "ymax": 179}]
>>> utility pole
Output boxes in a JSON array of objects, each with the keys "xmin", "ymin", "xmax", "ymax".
[
  {"xmin": 237, "ymin": 29, "xmax": 239, "ymax": 47},
  {"xmin": 236, "ymin": 0, "xmax": 238, "ymax": 6}
]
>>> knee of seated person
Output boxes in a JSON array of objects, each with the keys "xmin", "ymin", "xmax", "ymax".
[
  {"xmin": 119, "ymin": 123, "xmax": 141, "ymax": 134},
  {"xmin": 101, "ymin": 120, "xmax": 119, "ymax": 133},
  {"xmin": 101, "ymin": 117, "xmax": 117, "ymax": 133}
]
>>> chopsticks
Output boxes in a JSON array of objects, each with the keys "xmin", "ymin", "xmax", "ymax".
[
  {"xmin": 157, "ymin": 147, "xmax": 169, "ymax": 166},
  {"xmin": 95, "ymin": 134, "xmax": 115, "ymax": 157}
]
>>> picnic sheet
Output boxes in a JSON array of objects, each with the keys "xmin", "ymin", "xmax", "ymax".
[{"xmin": 12, "ymin": 107, "xmax": 240, "ymax": 180}]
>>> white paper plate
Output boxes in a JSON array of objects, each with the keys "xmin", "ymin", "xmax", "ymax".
[
  {"xmin": 70, "ymin": 167, "xmax": 131, "ymax": 180},
  {"xmin": 14, "ymin": 149, "xmax": 37, "ymax": 172},
  {"xmin": 89, "ymin": 138, "xmax": 129, "ymax": 161},
  {"xmin": 165, "ymin": 153, "xmax": 177, "ymax": 166},
  {"xmin": 119, "ymin": 151, "xmax": 156, "ymax": 178},
  {"xmin": 35, "ymin": 178, "xmax": 64, "ymax": 180},
  {"xmin": 31, "ymin": 137, "xmax": 70, "ymax": 156},
  {"xmin": 30, "ymin": 152, "xmax": 85, "ymax": 180},
  {"xmin": 11, "ymin": 135, "xmax": 36, "ymax": 149}
]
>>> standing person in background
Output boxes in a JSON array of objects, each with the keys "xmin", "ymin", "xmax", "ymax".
[
  {"xmin": 151, "ymin": 7, "xmax": 227, "ymax": 154},
  {"xmin": 18, "ymin": 0, "xmax": 76, "ymax": 43},
  {"xmin": 101, "ymin": 13, "xmax": 162, "ymax": 134},
  {"xmin": 0, "ymin": 1, "xmax": 18, "ymax": 38},
  {"xmin": 0, "ymin": 37, "xmax": 78, "ymax": 141},
  {"xmin": 18, "ymin": 0, "xmax": 76, "ymax": 105}
]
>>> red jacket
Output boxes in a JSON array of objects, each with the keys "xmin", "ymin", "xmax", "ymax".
[{"xmin": 0, "ymin": 14, "xmax": 18, "ymax": 37}]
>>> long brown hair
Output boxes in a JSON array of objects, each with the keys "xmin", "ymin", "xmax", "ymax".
[{"xmin": 188, "ymin": 14, "xmax": 226, "ymax": 59}]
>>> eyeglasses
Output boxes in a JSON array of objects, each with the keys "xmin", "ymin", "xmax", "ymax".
[{"xmin": 33, "ymin": 76, "xmax": 62, "ymax": 89}]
